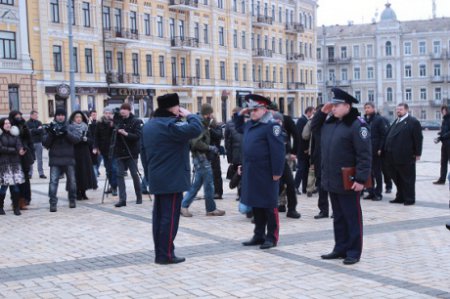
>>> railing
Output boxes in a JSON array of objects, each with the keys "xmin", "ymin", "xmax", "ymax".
[
  {"xmin": 171, "ymin": 76, "xmax": 200, "ymax": 86},
  {"xmin": 107, "ymin": 72, "xmax": 140, "ymax": 84},
  {"xmin": 169, "ymin": 0, "xmax": 199, "ymax": 8},
  {"xmin": 337, "ymin": 80, "xmax": 351, "ymax": 87},
  {"xmin": 430, "ymin": 51, "xmax": 447, "ymax": 60},
  {"xmin": 286, "ymin": 53, "xmax": 305, "ymax": 61},
  {"xmin": 0, "ymin": 59, "xmax": 25, "ymax": 70},
  {"xmin": 430, "ymin": 75, "xmax": 445, "ymax": 83},
  {"xmin": 104, "ymin": 27, "xmax": 139, "ymax": 40},
  {"xmin": 328, "ymin": 57, "xmax": 352, "ymax": 64},
  {"xmin": 253, "ymin": 15, "xmax": 273, "ymax": 25},
  {"xmin": 171, "ymin": 36, "xmax": 199, "ymax": 48},
  {"xmin": 255, "ymin": 81, "xmax": 274, "ymax": 89},
  {"xmin": 252, "ymin": 48, "xmax": 273, "ymax": 58},
  {"xmin": 285, "ymin": 23, "xmax": 305, "ymax": 33},
  {"xmin": 287, "ymin": 82, "xmax": 306, "ymax": 90},
  {"xmin": 429, "ymin": 100, "xmax": 443, "ymax": 107}
]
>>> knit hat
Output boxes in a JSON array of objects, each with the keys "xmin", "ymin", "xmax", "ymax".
[
  {"xmin": 200, "ymin": 103, "xmax": 213, "ymax": 115},
  {"xmin": 157, "ymin": 93, "xmax": 180, "ymax": 109},
  {"xmin": 54, "ymin": 108, "xmax": 66, "ymax": 117},
  {"xmin": 120, "ymin": 103, "xmax": 132, "ymax": 111},
  {"xmin": 103, "ymin": 106, "xmax": 113, "ymax": 113}
]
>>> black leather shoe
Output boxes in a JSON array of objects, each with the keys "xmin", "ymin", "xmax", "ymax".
[
  {"xmin": 214, "ymin": 194, "xmax": 223, "ymax": 199},
  {"xmin": 295, "ymin": 188, "xmax": 301, "ymax": 195},
  {"xmin": 69, "ymin": 201, "xmax": 76, "ymax": 208},
  {"xmin": 404, "ymin": 201, "xmax": 415, "ymax": 206},
  {"xmin": 278, "ymin": 205, "xmax": 286, "ymax": 212},
  {"xmin": 114, "ymin": 201, "xmax": 127, "ymax": 207},
  {"xmin": 260, "ymin": 240, "xmax": 276, "ymax": 249},
  {"xmin": 155, "ymin": 256, "xmax": 186, "ymax": 265},
  {"xmin": 446, "ymin": 222, "xmax": 450, "ymax": 230},
  {"xmin": 314, "ymin": 212, "xmax": 329, "ymax": 219},
  {"xmin": 50, "ymin": 205, "xmax": 57, "ymax": 212},
  {"xmin": 363, "ymin": 195, "xmax": 374, "ymax": 200},
  {"xmin": 343, "ymin": 257, "xmax": 360, "ymax": 265},
  {"xmin": 142, "ymin": 190, "xmax": 150, "ymax": 195},
  {"xmin": 40, "ymin": 175, "xmax": 47, "ymax": 179},
  {"xmin": 389, "ymin": 199, "xmax": 404, "ymax": 204},
  {"xmin": 385, "ymin": 189, "xmax": 392, "ymax": 194},
  {"xmin": 136, "ymin": 199, "xmax": 143, "ymax": 204},
  {"xmin": 242, "ymin": 237, "xmax": 265, "ymax": 246},
  {"xmin": 321, "ymin": 252, "xmax": 346, "ymax": 260},
  {"xmin": 286, "ymin": 210, "xmax": 301, "ymax": 219},
  {"xmin": 433, "ymin": 180, "xmax": 445, "ymax": 185},
  {"xmin": 372, "ymin": 196, "xmax": 382, "ymax": 201}
]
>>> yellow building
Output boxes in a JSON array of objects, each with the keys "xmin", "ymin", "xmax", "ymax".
[
  {"xmin": 0, "ymin": 0, "xmax": 36, "ymax": 117},
  {"xmin": 28, "ymin": 0, "xmax": 318, "ymax": 122}
]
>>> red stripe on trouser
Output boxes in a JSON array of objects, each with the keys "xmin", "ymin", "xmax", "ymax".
[
  {"xmin": 168, "ymin": 193, "xmax": 176, "ymax": 260},
  {"xmin": 356, "ymin": 192, "xmax": 363, "ymax": 253},
  {"xmin": 273, "ymin": 208, "xmax": 280, "ymax": 245}
]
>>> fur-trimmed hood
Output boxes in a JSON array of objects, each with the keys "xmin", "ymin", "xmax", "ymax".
[
  {"xmin": 0, "ymin": 126, "xmax": 20, "ymax": 136},
  {"xmin": 325, "ymin": 107, "xmax": 361, "ymax": 126}
]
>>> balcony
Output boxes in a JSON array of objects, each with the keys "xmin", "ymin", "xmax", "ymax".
[
  {"xmin": 252, "ymin": 48, "xmax": 273, "ymax": 58},
  {"xmin": 430, "ymin": 75, "xmax": 445, "ymax": 83},
  {"xmin": 336, "ymin": 80, "xmax": 352, "ymax": 87},
  {"xmin": 287, "ymin": 82, "xmax": 306, "ymax": 90},
  {"xmin": 326, "ymin": 80, "xmax": 335, "ymax": 87},
  {"xmin": 104, "ymin": 27, "xmax": 139, "ymax": 43},
  {"xmin": 170, "ymin": 37, "xmax": 199, "ymax": 50},
  {"xmin": 327, "ymin": 57, "xmax": 352, "ymax": 65},
  {"xmin": 429, "ymin": 99, "xmax": 443, "ymax": 107},
  {"xmin": 252, "ymin": 15, "xmax": 273, "ymax": 26},
  {"xmin": 285, "ymin": 23, "xmax": 305, "ymax": 34},
  {"xmin": 107, "ymin": 72, "xmax": 140, "ymax": 84},
  {"xmin": 171, "ymin": 76, "xmax": 200, "ymax": 86},
  {"xmin": 286, "ymin": 53, "xmax": 305, "ymax": 63},
  {"xmin": 0, "ymin": 59, "xmax": 28, "ymax": 70},
  {"xmin": 168, "ymin": 0, "xmax": 198, "ymax": 10},
  {"xmin": 255, "ymin": 81, "xmax": 274, "ymax": 89},
  {"xmin": 430, "ymin": 51, "xmax": 447, "ymax": 60}
]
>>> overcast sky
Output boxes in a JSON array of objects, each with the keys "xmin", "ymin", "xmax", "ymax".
[{"xmin": 317, "ymin": 0, "xmax": 450, "ymax": 26}]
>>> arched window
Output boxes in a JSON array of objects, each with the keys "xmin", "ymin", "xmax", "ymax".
[
  {"xmin": 386, "ymin": 64, "xmax": 393, "ymax": 78},
  {"xmin": 385, "ymin": 41, "xmax": 392, "ymax": 56},
  {"xmin": 387, "ymin": 87, "xmax": 393, "ymax": 102}
]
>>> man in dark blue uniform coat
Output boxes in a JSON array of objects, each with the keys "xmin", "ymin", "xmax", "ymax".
[
  {"xmin": 142, "ymin": 93, "xmax": 203, "ymax": 265},
  {"xmin": 311, "ymin": 88, "xmax": 372, "ymax": 265},
  {"xmin": 234, "ymin": 94, "xmax": 285, "ymax": 249}
]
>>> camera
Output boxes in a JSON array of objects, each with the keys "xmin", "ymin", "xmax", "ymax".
[{"xmin": 43, "ymin": 121, "xmax": 67, "ymax": 136}]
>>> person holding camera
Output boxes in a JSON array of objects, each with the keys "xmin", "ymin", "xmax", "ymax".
[
  {"xmin": 42, "ymin": 108, "xmax": 81, "ymax": 212},
  {"xmin": 113, "ymin": 103, "xmax": 143, "ymax": 208}
]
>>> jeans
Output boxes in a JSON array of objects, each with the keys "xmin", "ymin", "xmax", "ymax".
[
  {"xmin": 49, "ymin": 165, "xmax": 77, "ymax": 206},
  {"xmin": 30, "ymin": 142, "xmax": 44, "ymax": 177},
  {"xmin": 116, "ymin": 158, "xmax": 142, "ymax": 203},
  {"xmin": 294, "ymin": 156, "xmax": 310, "ymax": 193},
  {"xmin": 103, "ymin": 156, "xmax": 117, "ymax": 189},
  {"xmin": 0, "ymin": 185, "xmax": 20, "ymax": 195},
  {"xmin": 182, "ymin": 157, "xmax": 216, "ymax": 213}
]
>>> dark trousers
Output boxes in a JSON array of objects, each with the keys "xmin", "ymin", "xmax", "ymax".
[
  {"xmin": 153, "ymin": 193, "xmax": 182, "ymax": 262},
  {"xmin": 279, "ymin": 160, "xmax": 297, "ymax": 211},
  {"xmin": 329, "ymin": 192, "xmax": 363, "ymax": 259},
  {"xmin": 294, "ymin": 156, "xmax": 310, "ymax": 193},
  {"xmin": 210, "ymin": 154, "xmax": 223, "ymax": 196},
  {"xmin": 253, "ymin": 207, "xmax": 280, "ymax": 244},
  {"xmin": 439, "ymin": 143, "xmax": 449, "ymax": 181},
  {"xmin": 103, "ymin": 156, "xmax": 117, "ymax": 189},
  {"xmin": 19, "ymin": 177, "xmax": 31, "ymax": 204},
  {"xmin": 368, "ymin": 155, "xmax": 383, "ymax": 198},
  {"xmin": 116, "ymin": 158, "xmax": 142, "ymax": 203},
  {"xmin": 382, "ymin": 158, "xmax": 393, "ymax": 190},
  {"xmin": 386, "ymin": 154, "xmax": 416, "ymax": 203},
  {"xmin": 313, "ymin": 157, "xmax": 329, "ymax": 215}
]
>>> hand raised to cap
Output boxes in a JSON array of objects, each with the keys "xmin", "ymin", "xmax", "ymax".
[
  {"xmin": 178, "ymin": 107, "xmax": 191, "ymax": 118},
  {"xmin": 321, "ymin": 103, "xmax": 334, "ymax": 114}
]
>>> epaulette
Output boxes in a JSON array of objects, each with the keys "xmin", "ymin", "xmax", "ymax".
[{"xmin": 357, "ymin": 116, "xmax": 368, "ymax": 126}]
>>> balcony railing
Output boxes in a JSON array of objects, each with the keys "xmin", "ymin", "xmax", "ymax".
[
  {"xmin": 285, "ymin": 23, "xmax": 305, "ymax": 33},
  {"xmin": 336, "ymin": 80, "xmax": 351, "ymax": 87},
  {"xmin": 430, "ymin": 51, "xmax": 447, "ymax": 60},
  {"xmin": 430, "ymin": 75, "xmax": 445, "ymax": 83},
  {"xmin": 328, "ymin": 57, "xmax": 352, "ymax": 64},
  {"xmin": 429, "ymin": 100, "xmax": 443, "ymax": 107},
  {"xmin": 171, "ymin": 36, "xmax": 199, "ymax": 49},
  {"xmin": 0, "ymin": 59, "xmax": 26, "ymax": 70},
  {"xmin": 107, "ymin": 72, "xmax": 140, "ymax": 84},
  {"xmin": 255, "ymin": 81, "xmax": 274, "ymax": 89},
  {"xmin": 252, "ymin": 48, "xmax": 273, "ymax": 58},
  {"xmin": 286, "ymin": 53, "xmax": 305, "ymax": 62},
  {"xmin": 287, "ymin": 82, "xmax": 306, "ymax": 90},
  {"xmin": 104, "ymin": 27, "xmax": 139, "ymax": 42},
  {"xmin": 253, "ymin": 15, "xmax": 273, "ymax": 26},
  {"xmin": 171, "ymin": 76, "xmax": 200, "ymax": 86},
  {"xmin": 168, "ymin": 0, "xmax": 199, "ymax": 10}
]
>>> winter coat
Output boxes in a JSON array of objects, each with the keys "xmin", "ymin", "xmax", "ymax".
[
  {"xmin": 0, "ymin": 128, "xmax": 23, "ymax": 168},
  {"xmin": 26, "ymin": 119, "xmax": 44, "ymax": 143},
  {"xmin": 95, "ymin": 116, "xmax": 115, "ymax": 157},
  {"xmin": 42, "ymin": 120, "xmax": 81, "ymax": 167},
  {"xmin": 224, "ymin": 119, "xmax": 243, "ymax": 165},
  {"xmin": 114, "ymin": 113, "xmax": 142, "ymax": 160},
  {"xmin": 439, "ymin": 114, "xmax": 450, "ymax": 146}
]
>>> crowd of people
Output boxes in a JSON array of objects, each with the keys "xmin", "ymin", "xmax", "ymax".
[{"xmin": 1, "ymin": 89, "xmax": 448, "ymax": 264}]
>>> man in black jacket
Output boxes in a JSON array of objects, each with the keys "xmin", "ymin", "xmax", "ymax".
[
  {"xmin": 114, "ymin": 103, "xmax": 143, "ymax": 207},
  {"xmin": 225, "ymin": 108, "xmax": 244, "ymax": 200},
  {"xmin": 383, "ymin": 103, "xmax": 423, "ymax": 206},
  {"xmin": 26, "ymin": 110, "xmax": 46, "ymax": 179},
  {"xmin": 433, "ymin": 105, "xmax": 450, "ymax": 185},
  {"xmin": 363, "ymin": 103, "xmax": 388, "ymax": 201},
  {"xmin": 42, "ymin": 108, "xmax": 81, "ymax": 212},
  {"xmin": 295, "ymin": 107, "xmax": 315, "ymax": 194}
]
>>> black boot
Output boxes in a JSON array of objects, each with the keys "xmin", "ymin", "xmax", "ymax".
[
  {"xmin": 0, "ymin": 193, "xmax": 5, "ymax": 215},
  {"xmin": 81, "ymin": 191, "xmax": 89, "ymax": 200},
  {"xmin": 12, "ymin": 192, "xmax": 21, "ymax": 216},
  {"xmin": 76, "ymin": 190, "xmax": 82, "ymax": 201}
]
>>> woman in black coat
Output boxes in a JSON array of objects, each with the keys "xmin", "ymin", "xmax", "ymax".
[{"xmin": 69, "ymin": 111, "xmax": 97, "ymax": 200}]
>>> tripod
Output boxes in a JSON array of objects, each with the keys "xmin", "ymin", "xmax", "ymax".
[{"xmin": 101, "ymin": 127, "xmax": 151, "ymax": 204}]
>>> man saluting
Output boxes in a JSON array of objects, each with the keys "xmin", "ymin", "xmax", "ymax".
[{"xmin": 234, "ymin": 94, "xmax": 285, "ymax": 249}]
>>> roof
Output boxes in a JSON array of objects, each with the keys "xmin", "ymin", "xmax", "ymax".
[{"xmin": 380, "ymin": 3, "xmax": 397, "ymax": 22}]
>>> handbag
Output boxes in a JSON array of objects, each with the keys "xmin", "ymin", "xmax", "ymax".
[
  {"xmin": 341, "ymin": 167, "xmax": 373, "ymax": 191},
  {"xmin": 226, "ymin": 164, "xmax": 236, "ymax": 180}
]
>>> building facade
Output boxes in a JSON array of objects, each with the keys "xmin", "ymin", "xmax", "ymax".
[
  {"xmin": 26, "ymin": 0, "xmax": 318, "ymax": 122},
  {"xmin": 317, "ymin": 3, "xmax": 450, "ymax": 121},
  {"xmin": 0, "ymin": 0, "xmax": 35, "ymax": 117}
]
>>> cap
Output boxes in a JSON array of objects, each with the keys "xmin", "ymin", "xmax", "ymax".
[
  {"xmin": 330, "ymin": 87, "xmax": 359, "ymax": 105},
  {"xmin": 200, "ymin": 103, "xmax": 213, "ymax": 115},
  {"xmin": 244, "ymin": 94, "xmax": 271, "ymax": 109},
  {"xmin": 157, "ymin": 93, "xmax": 180, "ymax": 109}
]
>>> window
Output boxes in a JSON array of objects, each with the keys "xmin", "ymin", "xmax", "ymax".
[
  {"xmin": 82, "ymin": 2, "xmax": 90, "ymax": 27},
  {"xmin": 419, "ymin": 41, "xmax": 426, "ymax": 55},
  {"xmin": 232, "ymin": 0, "xmax": 237, "ymax": 12},
  {"xmin": 243, "ymin": 64, "xmax": 247, "ymax": 81},
  {"xmin": 117, "ymin": 52, "xmax": 123, "ymax": 74},
  {"xmin": 340, "ymin": 46, "xmax": 347, "ymax": 59},
  {"xmin": 85, "ymin": 48, "xmax": 93, "ymax": 74},
  {"xmin": 195, "ymin": 59, "xmax": 200, "ymax": 78},
  {"xmin": 203, "ymin": 24, "xmax": 209, "ymax": 44},
  {"xmin": 354, "ymin": 91, "xmax": 361, "ymax": 102},
  {"xmin": 317, "ymin": 48, "xmax": 321, "ymax": 60},
  {"xmin": 205, "ymin": 60, "xmax": 210, "ymax": 79},
  {"xmin": 419, "ymin": 64, "xmax": 426, "ymax": 77},
  {"xmin": 217, "ymin": 0, "xmax": 223, "ymax": 9},
  {"xmin": 130, "ymin": 11, "xmax": 137, "ymax": 33},
  {"xmin": 73, "ymin": 47, "xmax": 78, "ymax": 73},
  {"xmin": 180, "ymin": 58, "xmax": 186, "ymax": 78},
  {"xmin": 317, "ymin": 69, "xmax": 322, "ymax": 82},
  {"xmin": 252, "ymin": 64, "xmax": 255, "ymax": 81},
  {"xmin": 341, "ymin": 69, "xmax": 348, "ymax": 81},
  {"xmin": 70, "ymin": 0, "xmax": 75, "ymax": 25},
  {"xmin": 178, "ymin": 20, "xmax": 184, "ymax": 39},
  {"xmin": 368, "ymin": 90, "xmax": 374, "ymax": 102},
  {"xmin": 8, "ymin": 85, "xmax": 19, "ymax": 111},
  {"xmin": 220, "ymin": 61, "xmax": 226, "ymax": 80},
  {"xmin": 434, "ymin": 64, "xmax": 441, "ymax": 76},
  {"xmin": 114, "ymin": 8, "xmax": 122, "ymax": 31},
  {"xmin": 233, "ymin": 30, "xmax": 238, "ymax": 48},
  {"xmin": 169, "ymin": 19, "xmax": 175, "ymax": 39},
  {"xmin": 234, "ymin": 63, "xmax": 239, "ymax": 81},
  {"xmin": 385, "ymin": 41, "xmax": 392, "ymax": 56},
  {"xmin": 420, "ymin": 88, "xmax": 427, "ymax": 100},
  {"xmin": 433, "ymin": 41, "xmax": 441, "ymax": 54},
  {"xmin": 279, "ymin": 38, "xmax": 282, "ymax": 54},
  {"xmin": 105, "ymin": 50, "xmax": 112, "ymax": 72},
  {"xmin": 50, "ymin": 0, "xmax": 59, "ymax": 23},
  {"xmin": 280, "ymin": 67, "xmax": 283, "ymax": 83},
  {"xmin": 131, "ymin": 53, "xmax": 139, "ymax": 75},
  {"xmin": 159, "ymin": 55, "xmax": 165, "ymax": 77},
  {"xmin": 0, "ymin": 0, "xmax": 14, "ymax": 5},
  {"xmin": 241, "ymin": 0, "xmax": 246, "ymax": 13},
  {"xmin": 404, "ymin": 42, "xmax": 411, "ymax": 55},
  {"xmin": 328, "ymin": 69, "xmax": 335, "ymax": 81},
  {"xmin": 404, "ymin": 65, "xmax": 412, "ymax": 78},
  {"xmin": 0, "ymin": 31, "xmax": 16, "ymax": 59},
  {"xmin": 367, "ymin": 67, "xmax": 374, "ymax": 79},
  {"xmin": 436, "ymin": 111, "xmax": 441, "ymax": 120},
  {"xmin": 366, "ymin": 44, "xmax": 373, "ymax": 57},
  {"xmin": 405, "ymin": 88, "xmax": 412, "ymax": 101},
  {"xmin": 157, "ymin": 16, "xmax": 163, "ymax": 38},
  {"xmin": 354, "ymin": 67, "xmax": 360, "ymax": 80},
  {"xmin": 387, "ymin": 87, "xmax": 393, "ymax": 102},
  {"xmin": 242, "ymin": 32, "xmax": 246, "ymax": 49},
  {"xmin": 386, "ymin": 64, "xmax": 393, "ymax": 79},
  {"xmin": 144, "ymin": 14, "xmax": 151, "ymax": 36},
  {"xmin": 273, "ymin": 67, "xmax": 276, "ymax": 82},
  {"xmin": 279, "ymin": 7, "xmax": 282, "ymax": 23},
  {"xmin": 219, "ymin": 26, "xmax": 225, "ymax": 46},
  {"xmin": 420, "ymin": 110, "xmax": 426, "ymax": 120},
  {"xmin": 103, "ymin": 6, "xmax": 111, "ymax": 30},
  {"xmin": 435, "ymin": 88, "xmax": 442, "ymax": 100},
  {"xmin": 53, "ymin": 45, "xmax": 62, "ymax": 72},
  {"xmin": 353, "ymin": 45, "xmax": 359, "ymax": 58},
  {"xmin": 265, "ymin": 66, "xmax": 269, "ymax": 81},
  {"xmin": 146, "ymin": 54, "xmax": 152, "ymax": 77},
  {"xmin": 194, "ymin": 23, "xmax": 199, "ymax": 40}
]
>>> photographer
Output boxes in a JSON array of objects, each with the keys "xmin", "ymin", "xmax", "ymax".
[
  {"xmin": 113, "ymin": 103, "xmax": 143, "ymax": 208},
  {"xmin": 42, "ymin": 108, "xmax": 81, "ymax": 212},
  {"xmin": 433, "ymin": 105, "xmax": 450, "ymax": 185}
]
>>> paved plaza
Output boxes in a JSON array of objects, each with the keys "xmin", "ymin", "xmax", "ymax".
[{"xmin": 0, "ymin": 131, "xmax": 449, "ymax": 299}]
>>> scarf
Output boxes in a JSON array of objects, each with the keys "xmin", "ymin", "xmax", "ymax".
[{"xmin": 71, "ymin": 121, "xmax": 88, "ymax": 138}]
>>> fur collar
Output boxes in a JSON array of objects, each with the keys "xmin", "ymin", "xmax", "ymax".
[
  {"xmin": 0, "ymin": 126, "xmax": 20, "ymax": 136},
  {"xmin": 326, "ymin": 107, "xmax": 360, "ymax": 126},
  {"xmin": 153, "ymin": 108, "xmax": 178, "ymax": 118}
]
